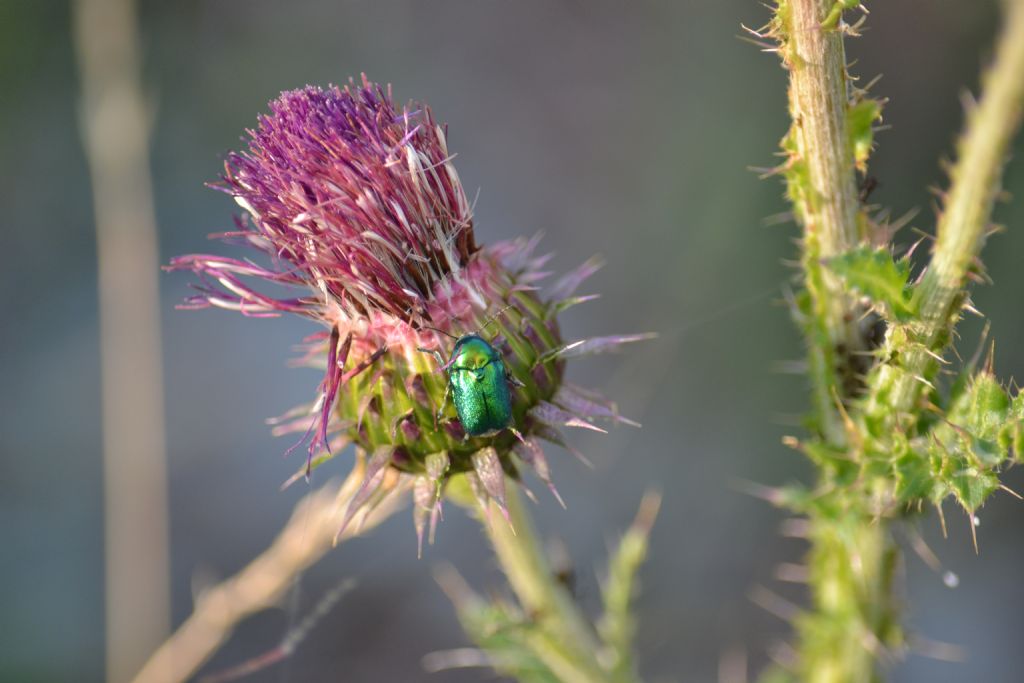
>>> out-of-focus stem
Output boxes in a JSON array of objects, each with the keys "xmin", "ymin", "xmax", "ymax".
[
  {"xmin": 867, "ymin": 0, "xmax": 1024, "ymax": 418},
  {"xmin": 484, "ymin": 489, "xmax": 618, "ymax": 683},
  {"xmin": 783, "ymin": 0, "xmax": 865, "ymax": 444},
  {"xmin": 72, "ymin": 0, "xmax": 169, "ymax": 680},
  {"xmin": 798, "ymin": 512, "xmax": 898, "ymax": 683},
  {"xmin": 131, "ymin": 467, "xmax": 407, "ymax": 683}
]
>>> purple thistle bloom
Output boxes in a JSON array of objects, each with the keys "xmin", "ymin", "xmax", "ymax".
[
  {"xmin": 169, "ymin": 78, "xmax": 482, "ymax": 457},
  {"xmin": 168, "ymin": 76, "xmax": 650, "ymax": 548},
  {"xmin": 171, "ymin": 78, "xmax": 483, "ymax": 324}
]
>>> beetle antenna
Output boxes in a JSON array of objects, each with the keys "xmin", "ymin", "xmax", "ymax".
[
  {"xmin": 477, "ymin": 304, "xmax": 515, "ymax": 335},
  {"xmin": 420, "ymin": 325, "xmax": 459, "ymax": 341}
]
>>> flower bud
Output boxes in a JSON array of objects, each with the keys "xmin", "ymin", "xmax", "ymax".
[{"xmin": 168, "ymin": 77, "xmax": 649, "ymax": 549}]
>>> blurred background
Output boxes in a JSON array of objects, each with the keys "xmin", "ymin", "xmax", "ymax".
[{"xmin": 3, "ymin": 1, "xmax": 1024, "ymax": 681}]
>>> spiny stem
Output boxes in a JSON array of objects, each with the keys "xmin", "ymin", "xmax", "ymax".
[
  {"xmin": 775, "ymin": 2, "xmax": 1024, "ymax": 682},
  {"xmin": 867, "ymin": 0, "xmax": 1024, "ymax": 418},
  {"xmin": 599, "ymin": 493, "xmax": 660, "ymax": 682},
  {"xmin": 780, "ymin": 0, "xmax": 866, "ymax": 443},
  {"xmin": 483, "ymin": 489, "xmax": 619, "ymax": 683},
  {"xmin": 771, "ymin": 2, "xmax": 903, "ymax": 681},
  {"xmin": 797, "ymin": 508, "xmax": 899, "ymax": 683},
  {"xmin": 786, "ymin": 0, "xmax": 864, "ymax": 253}
]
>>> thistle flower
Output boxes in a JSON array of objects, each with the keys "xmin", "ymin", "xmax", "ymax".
[{"xmin": 168, "ymin": 76, "xmax": 648, "ymax": 551}]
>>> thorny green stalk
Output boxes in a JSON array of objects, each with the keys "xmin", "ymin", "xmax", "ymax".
[
  {"xmin": 484, "ymin": 490, "xmax": 608, "ymax": 681},
  {"xmin": 764, "ymin": 1, "xmax": 1024, "ymax": 682},
  {"xmin": 866, "ymin": 0, "xmax": 1024, "ymax": 418},
  {"xmin": 791, "ymin": 510, "xmax": 899, "ymax": 683},
  {"xmin": 770, "ymin": 1, "xmax": 890, "ymax": 673},
  {"xmin": 776, "ymin": 0, "xmax": 866, "ymax": 444},
  {"xmin": 597, "ymin": 493, "xmax": 660, "ymax": 682},
  {"xmin": 441, "ymin": 481, "xmax": 653, "ymax": 683},
  {"xmin": 483, "ymin": 489, "xmax": 618, "ymax": 683}
]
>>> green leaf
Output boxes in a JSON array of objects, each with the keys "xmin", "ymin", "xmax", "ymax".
[
  {"xmin": 949, "ymin": 467, "xmax": 999, "ymax": 512},
  {"xmin": 823, "ymin": 0, "xmax": 862, "ymax": 31},
  {"xmin": 945, "ymin": 369, "xmax": 973, "ymax": 413},
  {"xmin": 848, "ymin": 98, "xmax": 883, "ymax": 171},
  {"xmin": 1009, "ymin": 391, "xmax": 1024, "ymax": 421},
  {"xmin": 939, "ymin": 372, "xmax": 1013, "ymax": 467},
  {"xmin": 893, "ymin": 452, "xmax": 935, "ymax": 502},
  {"xmin": 802, "ymin": 440, "xmax": 857, "ymax": 484},
  {"xmin": 599, "ymin": 494, "xmax": 659, "ymax": 681},
  {"xmin": 444, "ymin": 575, "xmax": 561, "ymax": 683},
  {"xmin": 949, "ymin": 372, "xmax": 1010, "ymax": 442},
  {"xmin": 827, "ymin": 245, "xmax": 914, "ymax": 320},
  {"xmin": 1005, "ymin": 393, "xmax": 1024, "ymax": 462},
  {"xmin": 781, "ymin": 124, "xmax": 812, "ymax": 216}
]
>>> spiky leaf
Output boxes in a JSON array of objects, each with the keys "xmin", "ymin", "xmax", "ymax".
[
  {"xmin": 828, "ymin": 245, "xmax": 914, "ymax": 320},
  {"xmin": 848, "ymin": 98, "xmax": 883, "ymax": 171},
  {"xmin": 949, "ymin": 467, "xmax": 999, "ymax": 512}
]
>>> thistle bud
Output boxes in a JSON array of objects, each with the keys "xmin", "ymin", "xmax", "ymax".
[{"xmin": 169, "ymin": 77, "xmax": 648, "ymax": 548}]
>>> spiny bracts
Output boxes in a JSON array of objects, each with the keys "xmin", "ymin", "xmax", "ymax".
[{"xmin": 168, "ymin": 77, "xmax": 650, "ymax": 552}]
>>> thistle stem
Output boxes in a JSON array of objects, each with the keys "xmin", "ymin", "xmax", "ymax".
[
  {"xmin": 867, "ymin": 0, "xmax": 1024, "ymax": 417},
  {"xmin": 774, "ymin": 2, "xmax": 904, "ymax": 680},
  {"xmin": 73, "ymin": 0, "xmax": 171, "ymax": 678},
  {"xmin": 797, "ymin": 509, "xmax": 899, "ymax": 683},
  {"xmin": 130, "ymin": 468, "xmax": 406, "ymax": 683},
  {"xmin": 783, "ymin": 2, "xmax": 1024, "ymax": 681},
  {"xmin": 483, "ymin": 489, "xmax": 621, "ymax": 683},
  {"xmin": 787, "ymin": 0, "xmax": 863, "ymax": 254},
  {"xmin": 782, "ymin": 0, "xmax": 866, "ymax": 443}
]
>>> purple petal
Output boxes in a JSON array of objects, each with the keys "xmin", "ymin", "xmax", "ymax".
[
  {"xmin": 425, "ymin": 451, "xmax": 451, "ymax": 482},
  {"xmin": 512, "ymin": 433, "xmax": 565, "ymax": 508},
  {"xmin": 399, "ymin": 416, "xmax": 422, "ymax": 442},
  {"xmin": 405, "ymin": 373, "xmax": 430, "ymax": 405},
  {"xmin": 413, "ymin": 475, "xmax": 435, "ymax": 558},
  {"xmin": 517, "ymin": 270, "xmax": 552, "ymax": 285},
  {"xmin": 171, "ymin": 78, "xmax": 480, "ymax": 330},
  {"xmin": 463, "ymin": 471, "xmax": 491, "ymax": 520},
  {"xmin": 551, "ymin": 293, "xmax": 602, "ymax": 316},
  {"xmin": 553, "ymin": 384, "xmax": 641, "ymax": 428},
  {"xmin": 279, "ymin": 434, "xmax": 352, "ymax": 490},
  {"xmin": 529, "ymin": 401, "xmax": 608, "ymax": 434},
  {"xmin": 537, "ymin": 333, "xmax": 657, "ymax": 364},
  {"xmin": 337, "ymin": 447, "xmax": 393, "ymax": 539},
  {"xmin": 532, "ymin": 425, "xmax": 594, "ymax": 468},
  {"xmin": 442, "ymin": 419, "xmax": 465, "ymax": 442},
  {"xmin": 471, "ymin": 448, "xmax": 510, "ymax": 525},
  {"xmin": 550, "ymin": 256, "xmax": 604, "ymax": 299},
  {"xmin": 500, "ymin": 233, "xmax": 545, "ymax": 273},
  {"xmin": 310, "ymin": 329, "xmax": 352, "ymax": 474}
]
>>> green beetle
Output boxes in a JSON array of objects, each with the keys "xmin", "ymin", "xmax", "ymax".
[{"xmin": 418, "ymin": 318, "xmax": 524, "ymax": 437}]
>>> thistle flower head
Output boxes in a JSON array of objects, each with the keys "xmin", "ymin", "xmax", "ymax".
[{"xmin": 169, "ymin": 77, "xmax": 648, "ymax": 551}]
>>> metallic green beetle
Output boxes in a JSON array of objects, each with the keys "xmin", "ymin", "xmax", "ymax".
[{"xmin": 419, "ymin": 332, "xmax": 522, "ymax": 437}]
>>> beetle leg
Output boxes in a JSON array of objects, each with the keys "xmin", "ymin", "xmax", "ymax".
[
  {"xmin": 506, "ymin": 369, "xmax": 526, "ymax": 388},
  {"xmin": 417, "ymin": 346, "xmax": 446, "ymax": 371},
  {"xmin": 436, "ymin": 380, "xmax": 452, "ymax": 425}
]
